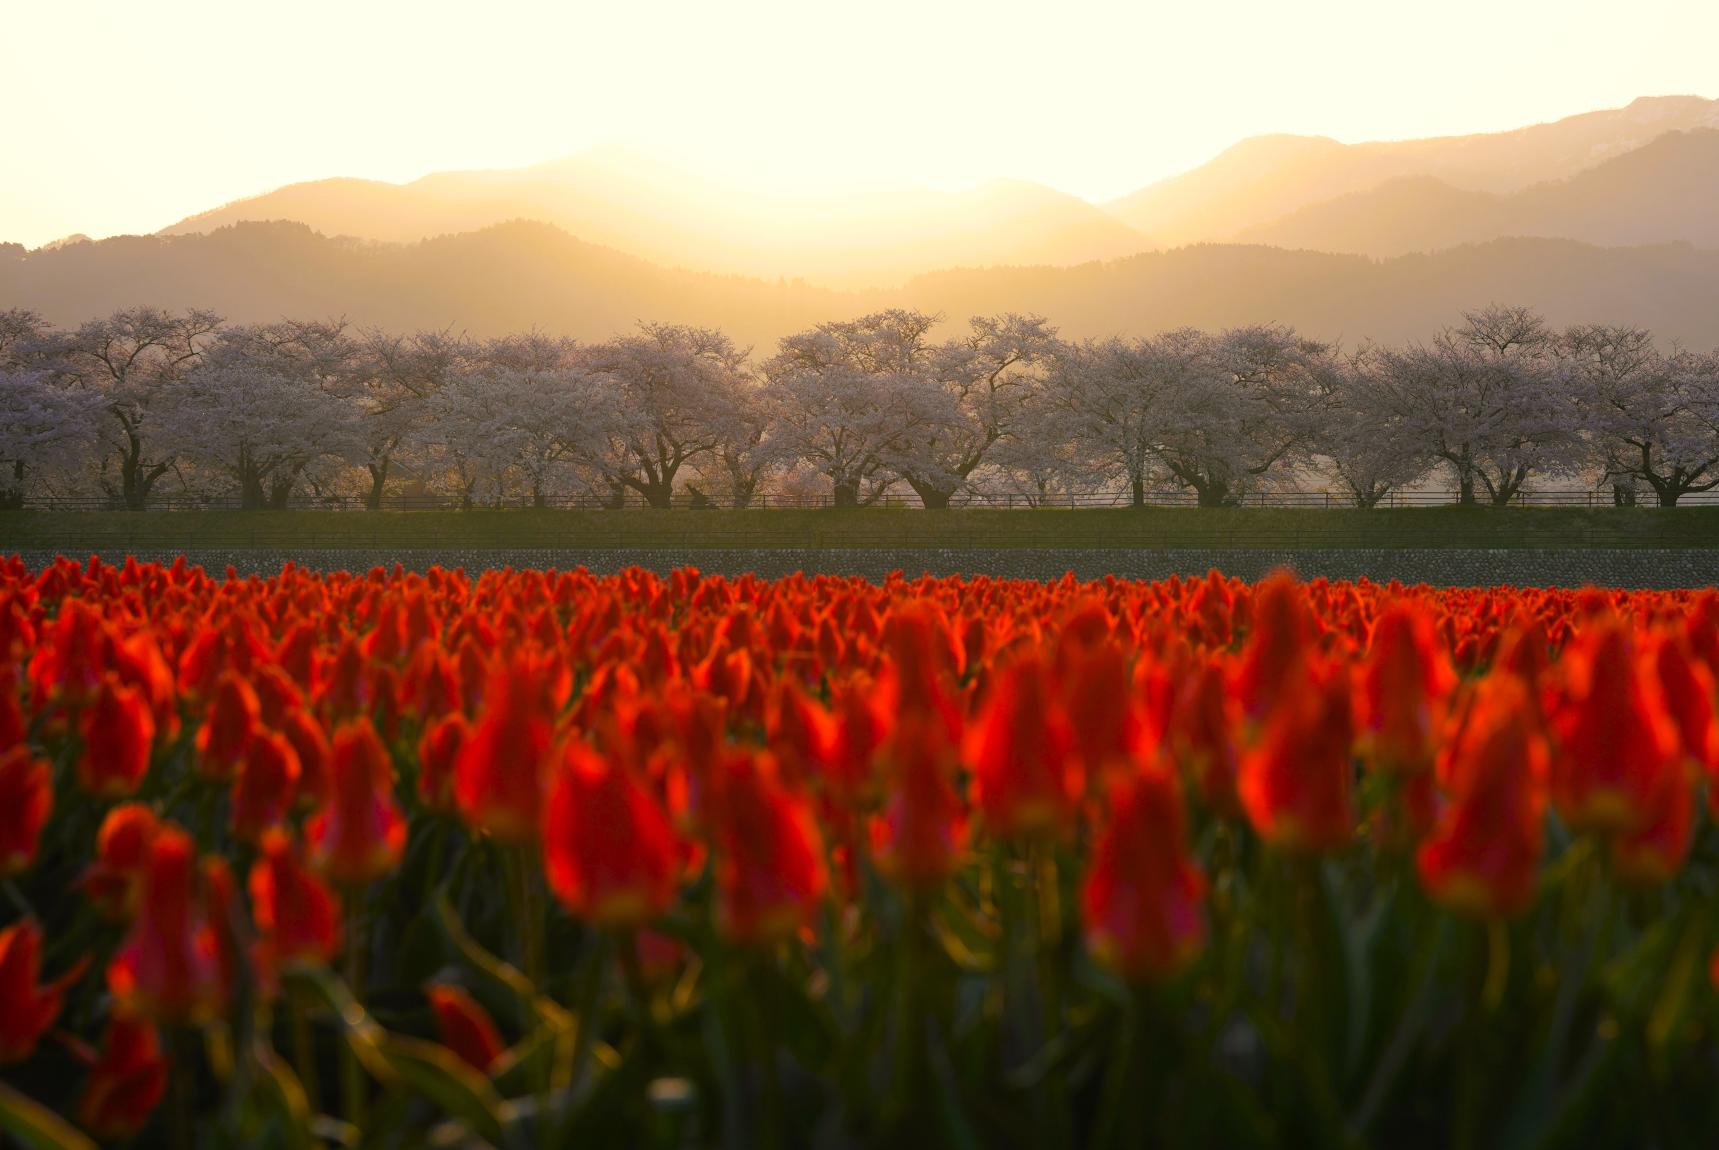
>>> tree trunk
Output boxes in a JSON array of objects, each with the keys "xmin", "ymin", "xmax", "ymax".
[
  {"xmin": 832, "ymin": 481, "xmax": 860, "ymax": 509},
  {"xmin": 1130, "ymin": 474, "xmax": 1146, "ymax": 508},
  {"xmin": 1456, "ymin": 475, "xmax": 1476, "ymax": 506},
  {"xmin": 905, "ymin": 477, "xmax": 954, "ymax": 510},
  {"xmin": 366, "ymin": 460, "xmax": 390, "ymax": 511},
  {"xmin": 1195, "ymin": 479, "xmax": 1232, "ymax": 508},
  {"xmin": 1, "ymin": 462, "xmax": 26, "ymax": 510}
]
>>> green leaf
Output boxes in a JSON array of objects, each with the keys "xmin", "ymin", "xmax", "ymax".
[
  {"xmin": 380, "ymin": 1034, "xmax": 510, "ymax": 1147},
  {"xmin": 0, "ymin": 1081, "xmax": 99, "ymax": 1150},
  {"xmin": 283, "ymin": 964, "xmax": 509, "ymax": 1146},
  {"xmin": 434, "ymin": 891, "xmax": 571, "ymax": 1032},
  {"xmin": 251, "ymin": 1043, "xmax": 316, "ymax": 1150}
]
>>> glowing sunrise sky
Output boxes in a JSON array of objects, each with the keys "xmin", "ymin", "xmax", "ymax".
[{"xmin": 3, "ymin": 0, "xmax": 1716, "ymax": 249}]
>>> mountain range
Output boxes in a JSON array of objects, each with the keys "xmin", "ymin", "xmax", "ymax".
[{"xmin": 4, "ymin": 94, "xmax": 1719, "ymax": 347}]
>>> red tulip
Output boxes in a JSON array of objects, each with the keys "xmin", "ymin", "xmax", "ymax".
[
  {"xmin": 1082, "ymin": 768, "xmax": 1206, "ymax": 981},
  {"xmin": 708, "ymin": 755, "xmax": 828, "ymax": 945},
  {"xmin": 967, "ymin": 657, "xmax": 1079, "ymax": 838},
  {"xmin": 78, "ymin": 673, "xmax": 155, "ymax": 798},
  {"xmin": 82, "ymin": 803, "xmax": 162, "ymax": 922},
  {"xmin": 306, "ymin": 718, "xmax": 405, "ymax": 887},
  {"xmin": 1417, "ymin": 681, "xmax": 1548, "ymax": 918},
  {"xmin": 868, "ymin": 716, "xmax": 968, "ymax": 889},
  {"xmin": 1238, "ymin": 662, "xmax": 1355, "ymax": 854},
  {"xmin": 543, "ymin": 744, "xmax": 681, "ymax": 928},
  {"xmin": 78, "ymin": 1014, "xmax": 167, "ymax": 1141},
  {"xmin": 0, "ymin": 920, "xmax": 84, "ymax": 1063},
  {"xmin": 1234, "ymin": 574, "xmax": 1317, "ymax": 718},
  {"xmin": 1550, "ymin": 624, "xmax": 1681, "ymax": 837},
  {"xmin": 280, "ymin": 707, "xmax": 332, "ymax": 811},
  {"xmin": 0, "ymin": 745, "xmax": 52, "ymax": 877},
  {"xmin": 1169, "ymin": 659, "xmax": 1242, "ymax": 818},
  {"xmin": 249, "ymin": 829, "xmax": 342, "ymax": 971},
  {"xmin": 108, "ymin": 827, "xmax": 227, "ymax": 1025},
  {"xmin": 195, "ymin": 671, "xmax": 260, "ymax": 783},
  {"xmin": 1357, "ymin": 605, "xmax": 1456, "ymax": 775},
  {"xmin": 1611, "ymin": 763, "xmax": 1695, "ymax": 885},
  {"xmin": 427, "ymin": 984, "xmax": 505, "ymax": 1073},
  {"xmin": 418, "ymin": 711, "xmax": 469, "ymax": 812},
  {"xmin": 455, "ymin": 656, "xmax": 557, "ymax": 843},
  {"xmin": 229, "ymin": 729, "xmax": 301, "ymax": 843}
]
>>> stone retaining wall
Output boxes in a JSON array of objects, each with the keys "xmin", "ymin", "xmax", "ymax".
[{"xmin": 13, "ymin": 548, "xmax": 1719, "ymax": 588}]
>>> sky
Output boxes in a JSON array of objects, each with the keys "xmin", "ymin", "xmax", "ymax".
[{"xmin": 3, "ymin": 0, "xmax": 1717, "ymax": 248}]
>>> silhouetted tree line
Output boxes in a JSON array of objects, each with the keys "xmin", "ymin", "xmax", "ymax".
[{"xmin": 3, "ymin": 304, "xmax": 1717, "ymax": 511}]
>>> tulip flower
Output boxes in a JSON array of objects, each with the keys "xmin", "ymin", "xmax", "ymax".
[
  {"xmin": 1550, "ymin": 624, "xmax": 1681, "ymax": 837},
  {"xmin": 250, "ymin": 829, "xmax": 342, "ymax": 971},
  {"xmin": 0, "ymin": 920, "xmax": 85, "ymax": 1063},
  {"xmin": 708, "ymin": 755, "xmax": 828, "ymax": 945},
  {"xmin": 868, "ymin": 716, "xmax": 968, "ymax": 889},
  {"xmin": 454, "ymin": 656, "xmax": 557, "ymax": 843},
  {"xmin": 1238, "ymin": 663, "xmax": 1355, "ymax": 854},
  {"xmin": 108, "ymin": 827, "xmax": 227, "ymax": 1025},
  {"xmin": 82, "ymin": 803, "xmax": 162, "ymax": 922},
  {"xmin": 280, "ymin": 707, "xmax": 332, "ymax": 811},
  {"xmin": 417, "ymin": 711, "xmax": 469, "ymax": 812},
  {"xmin": 1169, "ymin": 659, "xmax": 1243, "ymax": 818},
  {"xmin": 78, "ymin": 1014, "xmax": 168, "ymax": 1141},
  {"xmin": 195, "ymin": 671, "xmax": 261, "ymax": 783},
  {"xmin": 1234, "ymin": 574, "xmax": 1317, "ymax": 718},
  {"xmin": 1082, "ymin": 768, "xmax": 1206, "ymax": 981},
  {"xmin": 77, "ymin": 673, "xmax": 156, "ymax": 798},
  {"xmin": 230, "ymin": 729, "xmax": 302, "ymax": 843},
  {"xmin": 1357, "ymin": 605, "xmax": 1456, "ymax": 775},
  {"xmin": 0, "ymin": 746, "xmax": 52, "ymax": 877},
  {"xmin": 427, "ymin": 985, "xmax": 506, "ymax": 1074},
  {"xmin": 543, "ymin": 744, "xmax": 681, "ymax": 928},
  {"xmin": 1418, "ymin": 681, "xmax": 1548, "ymax": 918},
  {"xmin": 967, "ymin": 657, "xmax": 1079, "ymax": 838},
  {"xmin": 307, "ymin": 718, "xmax": 406, "ymax": 887}
]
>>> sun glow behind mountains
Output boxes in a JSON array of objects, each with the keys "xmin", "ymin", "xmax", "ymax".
[{"xmin": 4, "ymin": 0, "xmax": 1718, "ymax": 250}]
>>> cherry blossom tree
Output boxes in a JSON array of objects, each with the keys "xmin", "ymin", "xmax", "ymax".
[
  {"xmin": 0, "ymin": 370, "xmax": 101, "ymax": 509},
  {"xmin": 1148, "ymin": 326, "xmax": 1336, "ymax": 507},
  {"xmin": 429, "ymin": 336, "xmax": 612, "ymax": 508},
  {"xmin": 1565, "ymin": 324, "xmax": 1719, "ymax": 506},
  {"xmin": 1045, "ymin": 336, "xmax": 1172, "ymax": 507},
  {"xmin": 357, "ymin": 328, "xmax": 471, "ymax": 510},
  {"xmin": 579, "ymin": 325, "xmax": 750, "ymax": 509},
  {"xmin": 55, "ymin": 308, "xmax": 222, "ymax": 509},
  {"xmin": 1373, "ymin": 306, "xmax": 1575, "ymax": 505},
  {"xmin": 1316, "ymin": 348, "xmax": 1436, "ymax": 507},
  {"xmin": 763, "ymin": 311, "xmax": 960, "ymax": 507},
  {"xmin": 894, "ymin": 313, "xmax": 1060, "ymax": 509},
  {"xmin": 158, "ymin": 321, "xmax": 362, "ymax": 509}
]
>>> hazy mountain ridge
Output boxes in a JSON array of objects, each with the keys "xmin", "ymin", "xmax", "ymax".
[
  {"xmin": 7, "ymin": 220, "xmax": 1719, "ymax": 351},
  {"xmin": 1106, "ymin": 95, "xmax": 1719, "ymax": 246},
  {"xmin": 158, "ymin": 149, "xmax": 1153, "ymax": 289},
  {"xmin": 138, "ymin": 95, "xmax": 1719, "ymax": 287},
  {"xmin": 1235, "ymin": 129, "xmax": 1719, "ymax": 255}
]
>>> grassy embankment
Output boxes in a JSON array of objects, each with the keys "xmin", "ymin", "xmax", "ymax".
[{"xmin": 7, "ymin": 507, "xmax": 1719, "ymax": 553}]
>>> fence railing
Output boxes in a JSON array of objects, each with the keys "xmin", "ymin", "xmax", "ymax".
[{"xmin": 6, "ymin": 487, "xmax": 1714, "ymax": 512}]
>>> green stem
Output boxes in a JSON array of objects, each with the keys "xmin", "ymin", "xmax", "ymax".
[
  {"xmin": 568, "ymin": 931, "xmax": 609, "ymax": 1094},
  {"xmin": 290, "ymin": 984, "xmax": 322, "ymax": 1118},
  {"xmin": 170, "ymin": 1027, "xmax": 197, "ymax": 1150},
  {"xmin": 1028, "ymin": 837, "xmax": 1071, "ymax": 1150},
  {"xmin": 343, "ymin": 893, "xmax": 368, "ymax": 1131}
]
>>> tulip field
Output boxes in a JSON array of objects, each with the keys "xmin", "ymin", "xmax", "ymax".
[{"xmin": 7, "ymin": 554, "xmax": 1719, "ymax": 1149}]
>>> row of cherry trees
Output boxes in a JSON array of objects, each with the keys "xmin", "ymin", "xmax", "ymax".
[{"xmin": 3, "ymin": 304, "xmax": 1718, "ymax": 510}]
